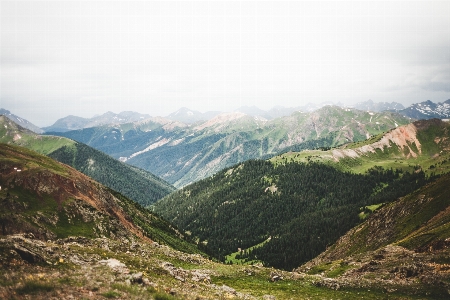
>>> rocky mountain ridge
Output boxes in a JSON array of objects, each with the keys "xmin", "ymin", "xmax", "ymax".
[
  {"xmin": 399, "ymin": 99, "xmax": 450, "ymax": 120},
  {"xmin": 350, "ymin": 99, "xmax": 405, "ymax": 112}
]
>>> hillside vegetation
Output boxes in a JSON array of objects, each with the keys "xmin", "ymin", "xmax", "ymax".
[
  {"xmin": 153, "ymin": 119, "xmax": 450, "ymax": 270},
  {"xmin": 154, "ymin": 159, "xmax": 434, "ymax": 270},
  {"xmin": 52, "ymin": 106, "xmax": 411, "ymax": 187},
  {"xmin": 1, "ymin": 141, "xmax": 448, "ymax": 299},
  {"xmin": 0, "ymin": 143, "xmax": 197, "ymax": 252},
  {"xmin": 0, "ymin": 116, "xmax": 174, "ymax": 206},
  {"xmin": 48, "ymin": 143, "xmax": 175, "ymax": 207},
  {"xmin": 273, "ymin": 118, "xmax": 450, "ymax": 177},
  {"xmin": 295, "ymin": 172, "xmax": 450, "ymax": 298}
]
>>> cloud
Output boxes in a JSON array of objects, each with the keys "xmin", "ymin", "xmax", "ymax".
[
  {"xmin": 1, "ymin": 1, "xmax": 450, "ymax": 127},
  {"xmin": 422, "ymin": 81, "xmax": 450, "ymax": 93}
]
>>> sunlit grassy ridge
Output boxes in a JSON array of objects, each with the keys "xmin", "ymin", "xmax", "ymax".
[{"xmin": 271, "ymin": 119, "xmax": 450, "ymax": 177}]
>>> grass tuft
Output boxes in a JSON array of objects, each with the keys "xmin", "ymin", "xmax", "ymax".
[
  {"xmin": 101, "ymin": 290, "xmax": 121, "ymax": 298},
  {"xmin": 16, "ymin": 280, "xmax": 54, "ymax": 295},
  {"xmin": 153, "ymin": 292, "xmax": 178, "ymax": 300}
]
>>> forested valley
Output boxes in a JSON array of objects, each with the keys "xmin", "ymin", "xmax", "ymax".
[{"xmin": 154, "ymin": 159, "xmax": 437, "ymax": 270}]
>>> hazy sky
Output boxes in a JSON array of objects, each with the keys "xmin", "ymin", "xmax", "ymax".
[{"xmin": 1, "ymin": 1, "xmax": 450, "ymax": 127}]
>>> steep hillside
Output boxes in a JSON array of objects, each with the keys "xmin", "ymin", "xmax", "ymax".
[
  {"xmin": 0, "ymin": 116, "xmax": 175, "ymax": 206},
  {"xmin": 0, "ymin": 143, "xmax": 196, "ymax": 252},
  {"xmin": 296, "ymin": 173, "xmax": 450, "ymax": 298},
  {"xmin": 52, "ymin": 106, "xmax": 411, "ymax": 187},
  {"xmin": 47, "ymin": 143, "xmax": 175, "ymax": 206},
  {"xmin": 153, "ymin": 159, "xmax": 435, "ymax": 270}
]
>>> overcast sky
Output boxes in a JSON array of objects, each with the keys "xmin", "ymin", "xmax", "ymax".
[{"xmin": 1, "ymin": 1, "xmax": 450, "ymax": 127}]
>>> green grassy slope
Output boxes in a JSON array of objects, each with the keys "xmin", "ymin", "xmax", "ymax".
[
  {"xmin": 272, "ymin": 119, "xmax": 450, "ymax": 177},
  {"xmin": 0, "ymin": 116, "xmax": 175, "ymax": 205},
  {"xmin": 0, "ymin": 143, "xmax": 200, "ymax": 254}
]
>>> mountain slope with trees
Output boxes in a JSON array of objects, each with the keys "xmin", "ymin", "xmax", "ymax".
[
  {"xmin": 0, "ymin": 115, "xmax": 174, "ymax": 206},
  {"xmin": 153, "ymin": 159, "xmax": 435, "ymax": 270},
  {"xmin": 153, "ymin": 119, "xmax": 450, "ymax": 270},
  {"xmin": 2, "ymin": 143, "xmax": 445, "ymax": 299},
  {"xmin": 0, "ymin": 143, "xmax": 196, "ymax": 252},
  {"xmin": 51, "ymin": 106, "xmax": 412, "ymax": 187},
  {"xmin": 295, "ymin": 172, "xmax": 450, "ymax": 298}
]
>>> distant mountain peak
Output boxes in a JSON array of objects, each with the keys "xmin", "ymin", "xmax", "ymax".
[
  {"xmin": 43, "ymin": 111, "xmax": 152, "ymax": 132},
  {"xmin": 194, "ymin": 111, "xmax": 247, "ymax": 131},
  {"xmin": 350, "ymin": 100, "xmax": 405, "ymax": 112},
  {"xmin": 0, "ymin": 108, "xmax": 44, "ymax": 134},
  {"xmin": 399, "ymin": 99, "xmax": 450, "ymax": 120},
  {"xmin": 166, "ymin": 107, "xmax": 222, "ymax": 124}
]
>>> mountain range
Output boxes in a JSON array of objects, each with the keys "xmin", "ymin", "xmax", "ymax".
[
  {"xmin": 0, "ymin": 113, "xmax": 449, "ymax": 298},
  {"xmin": 42, "ymin": 111, "xmax": 153, "ymax": 133},
  {"xmin": 3, "ymin": 98, "xmax": 450, "ymax": 135},
  {"xmin": 350, "ymin": 99, "xmax": 405, "ymax": 112},
  {"xmin": 398, "ymin": 99, "xmax": 450, "ymax": 120},
  {"xmin": 49, "ymin": 106, "xmax": 412, "ymax": 187}
]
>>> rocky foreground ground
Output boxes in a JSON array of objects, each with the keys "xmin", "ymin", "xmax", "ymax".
[{"xmin": 1, "ymin": 233, "xmax": 449, "ymax": 299}]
